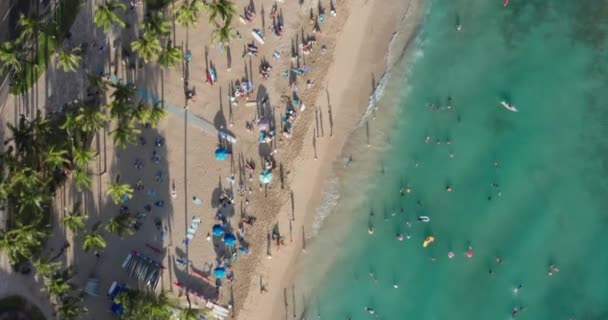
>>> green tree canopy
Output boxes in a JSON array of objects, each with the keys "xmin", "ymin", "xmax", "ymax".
[{"xmin": 94, "ymin": 0, "xmax": 127, "ymax": 33}]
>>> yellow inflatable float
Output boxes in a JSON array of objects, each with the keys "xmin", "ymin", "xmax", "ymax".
[{"xmin": 423, "ymin": 236, "xmax": 435, "ymax": 248}]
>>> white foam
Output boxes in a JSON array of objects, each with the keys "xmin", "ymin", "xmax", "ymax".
[{"xmin": 309, "ymin": 177, "xmax": 340, "ymax": 238}]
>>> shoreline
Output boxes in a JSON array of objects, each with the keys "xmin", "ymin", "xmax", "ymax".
[{"xmin": 234, "ymin": 0, "xmax": 426, "ymax": 318}]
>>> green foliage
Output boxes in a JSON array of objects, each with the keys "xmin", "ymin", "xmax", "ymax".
[
  {"xmin": 62, "ymin": 205, "xmax": 88, "ymax": 234},
  {"xmin": 106, "ymin": 214, "xmax": 135, "ymax": 237},
  {"xmin": 10, "ymin": 0, "xmax": 82, "ymax": 95},
  {"xmin": 205, "ymin": 0, "xmax": 237, "ymax": 26},
  {"xmin": 17, "ymin": 13, "xmax": 42, "ymax": 42},
  {"xmin": 172, "ymin": 0, "xmax": 204, "ymax": 28},
  {"xmin": 142, "ymin": 11, "xmax": 170, "ymax": 38},
  {"xmin": 131, "ymin": 33, "xmax": 162, "ymax": 63},
  {"xmin": 148, "ymin": 102, "xmax": 169, "ymax": 127},
  {"xmin": 0, "ymin": 41, "xmax": 22, "ymax": 73},
  {"xmin": 73, "ymin": 167, "xmax": 92, "ymax": 191},
  {"xmin": 211, "ymin": 23, "xmax": 235, "ymax": 47},
  {"xmin": 82, "ymin": 222, "xmax": 106, "ymax": 253},
  {"xmin": 115, "ymin": 291, "xmax": 172, "ymax": 320},
  {"xmin": 57, "ymin": 47, "xmax": 82, "ymax": 72},
  {"xmin": 94, "ymin": 0, "xmax": 126, "ymax": 33},
  {"xmin": 158, "ymin": 40, "xmax": 183, "ymax": 68},
  {"xmin": 110, "ymin": 123, "xmax": 141, "ymax": 148},
  {"xmin": 0, "ymin": 224, "xmax": 48, "ymax": 266},
  {"xmin": 56, "ymin": 295, "xmax": 87, "ymax": 320},
  {"xmin": 107, "ymin": 180, "xmax": 134, "ymax": 203}
]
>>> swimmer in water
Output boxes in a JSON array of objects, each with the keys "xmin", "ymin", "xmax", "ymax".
[
  {"xmin": 406, "ymin": 233, "xmax": 411, "ymax": 240},
  {"xmin": 513, "ymin": 284, "xmax": 523, "ymax": 294},
  {"xmin": 396, "ymin": 233, "xmax": 404, "ymax": 241},
  {"xmin": 365, "ymin": 307, "xmax": 375, "ymax": 315},
  {"xmin": 368, "ymin": 227, "xmax": 374, "ymax": 235},
  {"xmin": 446, "ymin": 185, "xmax": 453, "ymax": 192},
  {"xmin": 393, "ymin": 283, "xmax": 399, "ymax": 289}
]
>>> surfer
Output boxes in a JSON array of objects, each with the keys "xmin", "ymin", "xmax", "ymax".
[
  {"xmin": 418, "ymin": 216, "xmax": 430, "ymax": 222},
  {"xmin": 456, "ymin": 23, "xmax": 461, "ymax": 31},
  {"xmin": 368, "ymin": 226, "xmax": 374, "ymax": 235},
  {"xmin": 501, "ymin": 101, "xmax": 518, "ymax": 112}
]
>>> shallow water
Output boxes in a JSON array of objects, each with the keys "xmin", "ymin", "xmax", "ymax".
[{"xmin": 297, "ymin": 0, "xmax": 608, "ymax": 319}]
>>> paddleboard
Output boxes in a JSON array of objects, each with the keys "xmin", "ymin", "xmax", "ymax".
[
  {"xmin": 500, "ymin": 101, "xmax": 518, "ymax": 112},
  {"xmin": 252, "ymin": 30, "xmax": 265, "ymax": 45}
]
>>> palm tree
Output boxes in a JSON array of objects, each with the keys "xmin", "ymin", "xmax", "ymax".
[
  {"xmin": 94, "ymin": 0, "xmax": 127, "ymax": 33},
  {"xmin": 74, "ymin": 105, "xmax": 108, "ymax": 132},
  {"xmin": 142, "ymin": 11, "xmax": 170, "ymax": 38},
  {"xmin": 17, "ymin": 13, "xmax": 42, "ymax": 42},
  {"xmin": 57, "ymin": 47, "xmax": 82, "ymax": 72},
  {"xmin": 211, "ymin": 23, "xmax": 235, "ymax": 47},
  {"xmin": 73, "ymin": 167, "xmax": 92, "ymax": 191},
  {"xmin": 110, "ymin": 124, "xmax": 140, "ymax": 148},
  {"xmin": 148, "ymin": 102, "xmax": 168, "ymax": 127},
  {"xmin": 172, "ymin": 0, "xmax": 204, "ymax": 28},
  {"xmin": 63, "ymin": 207, "xmax": 88, "ymax": 234},
  {"xmin": 72, "ymin": 146, "xmax": 96, "ymax": 168},
  {"xmin": 0, "ymin": 41, "xmax": 21, "ymax": 73},
  {"xmin": 107, "ymin": 180, "xmax": 134, "ymax": 204},
  {"xmin": 106, "ymin": 99, "xmax": 132, "ymax": 120},
  {"xmin": 117, "ymin": 291, "xmax": 172, "ymax": 320},
  {"xmin": 82, "ymin": 222, "xmax": 106, "ymax": 253},
  {"xmin": 131, "ymin": 33, "xmax": 162, "ymax": 63},
  {"xmin": 105, "ymin": 214, "xmax": 135, "ymax": 237},
  {"xmin": 87, "ymin": 72, "xmax": 109, "ymax": 94},
  {"xmin": 0, "ymin": 223, "xmax": 48, "ymax": 265},
  {"xmin": 33, "ymin": 258, "xmax": 61, "ymax": 279},
  {"xmin": 158, "ymin": 40, "xmax": 183, "ymax": 69},
  {"xmin": 132, "ymin": 102, "xmax": 150, "ymax": 124},
  {"xmin": 44, "ymin": 146, "xmax": 70, "ymax": 169},
  {"xmin": 110, "ymin": 82, "xmax": 136, "ymax": 102},
  {"xmin": 46, "ymin": 274, "xmax": 73, "ymax": 300},
  {"xmin": 205, "ymin": 0, "xmax": 237, "ymax": 26},
  {"xmin": 57, "ymin": 295, "xmax": 86, "ymax": 320}
]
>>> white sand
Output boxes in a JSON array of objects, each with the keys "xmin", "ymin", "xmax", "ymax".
[{"xmin": 0, "ymin": 0, "xmax": 424, "ymax": 318}]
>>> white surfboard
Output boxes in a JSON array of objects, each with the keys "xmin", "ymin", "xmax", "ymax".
[
  {"xmin": 252, "ymin": 30, "xmax": 265, "ymax": 45},
  {"xmin": 501, "ymin": 101, "xmax": 518, "ymax": 112}
]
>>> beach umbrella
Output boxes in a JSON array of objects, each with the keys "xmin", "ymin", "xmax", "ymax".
[
  {"xmin": 213, "ymin": 267, "xmax": 226, "ymax": 279},
  {"xmin": 212, "ymin": 224, "xmax": 225, "ymax": 237},
  {"xmin": 224, "ymin": 233, "xmax": 237, "ymax": 247},
  {"xmin": 259, "ymin": 170, "xmax": 273, "ymax": 184},
  {"xmin": 214, "ymin": 148, "xmax": 229, "ymax": 160}
]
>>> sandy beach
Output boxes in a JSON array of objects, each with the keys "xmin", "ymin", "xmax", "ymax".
[{"xmin": 0, "ymin": 0, "xmax": 423, "ymax": 318}]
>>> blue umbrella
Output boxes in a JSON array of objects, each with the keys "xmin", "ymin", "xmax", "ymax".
[
  {"xmin": 224, "ymin": 233, "xmax": 237, "ymax": 247},
  {"xmin": 212, "ymin": 224, "xmax": 225, "ymax": 237},
  {"xmin": 214, "ymin": 148, "xmax": 229, "ymax": 160},
  {"xmin": 213, "ymin": 267, "xmax": 226, "ymax": 279},
  {"xmin": 259, "ymin": 170, "xmax": 273, "ymax": 184}
]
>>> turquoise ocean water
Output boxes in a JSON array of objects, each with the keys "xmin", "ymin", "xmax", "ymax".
[{"xmin": 296, "ymin": 1, "xmax": 608, "ymax": 319}]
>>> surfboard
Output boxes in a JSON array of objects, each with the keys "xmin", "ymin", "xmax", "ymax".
[
  {"xmin": 239, "ymin": 15, "xmax": 247, "ymax": 24},
  {"xmin": 501, "ymin": 101, "xmax": 518, "ymax": 112},
  {"xmin": 252, "ymin": 29, "xmax": 265, "ymax": 45}
]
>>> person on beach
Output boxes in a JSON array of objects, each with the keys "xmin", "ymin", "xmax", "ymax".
[{"xmin": 345, "ymin": 156, "xmax": 353, "ymax": 167}]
